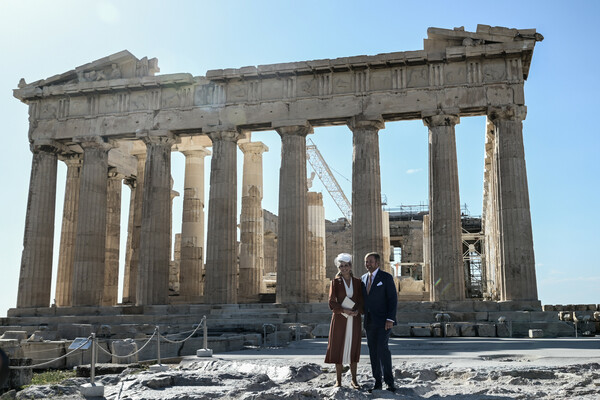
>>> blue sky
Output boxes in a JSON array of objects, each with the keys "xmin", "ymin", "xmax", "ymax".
[{"xmin": 0, "ymin": 1, "xmax": 598, "ymax": 316}]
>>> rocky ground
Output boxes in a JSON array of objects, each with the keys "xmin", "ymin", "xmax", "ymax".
[{"xmin": 2, "ymin": 338, "xmax": 600, "ymax": 399}]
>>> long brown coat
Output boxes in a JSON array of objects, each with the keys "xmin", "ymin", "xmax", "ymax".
[{"xmin": 324, "ymin": 276, "xmax": 364, "ymax": 364}]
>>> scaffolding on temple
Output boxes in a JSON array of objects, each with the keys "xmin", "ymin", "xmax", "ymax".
[{"xmin": 306, "ymin": 138, "xmax": 352, "ymax": 223}]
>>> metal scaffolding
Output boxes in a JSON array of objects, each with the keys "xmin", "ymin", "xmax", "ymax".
[{"xmin": 306, "ymin": 138, "xmax": 352, "ymax": 223}]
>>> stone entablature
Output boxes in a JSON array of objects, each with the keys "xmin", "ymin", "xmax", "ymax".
[{"xmin": 14, "ymin": 25, "xmax": 542, "ymax": 145}]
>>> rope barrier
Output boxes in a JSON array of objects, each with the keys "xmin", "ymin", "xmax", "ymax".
[
  {"xmin": 159, "ymin": 317, "xmax": 206, "ymax": 344},
  {"xmin": 6, "ymin": 317, "xmax": 208, "ymax": 368},
  {"xmin": 9, "ymin": 337, "xmax": 91, "ymax": 370},
  {"xmin": 95, "ymin": 328, "xmax": 157, "ymax": 359}
]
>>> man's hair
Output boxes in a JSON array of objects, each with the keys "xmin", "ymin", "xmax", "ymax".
[{"xmin": 364, "ymin": 252, "xmax": 381, "ymax": 264}]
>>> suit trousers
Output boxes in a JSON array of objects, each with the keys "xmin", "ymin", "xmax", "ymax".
[{"xmin": 365, "ymin": 323, "xmax": 394, "ymax": 387}]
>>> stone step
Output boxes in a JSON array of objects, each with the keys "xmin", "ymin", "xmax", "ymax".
[
  {"xmin": 208, "ymin": 312, "xmax": 289, "ymax": 320},
  {"xmin": 209, "ymin": 307, "xmax": 289, "ymax": 314},
  {"xmin": 209, "ymin": 303, "xmax": 288, "ymax": 310}
]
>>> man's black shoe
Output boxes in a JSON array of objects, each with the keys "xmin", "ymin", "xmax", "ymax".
[
  {"xmin": 368, "ymin": 384, "xmax": 382, "ymax": 393},
  {"xmin": 386, "ymin": 385, "xmax": 396, "ymax": 392}
]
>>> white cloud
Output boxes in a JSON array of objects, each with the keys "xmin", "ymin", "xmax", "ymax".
[{"xmin": 406, "ymin": 168, "xmax": 422, "ymax": 174}]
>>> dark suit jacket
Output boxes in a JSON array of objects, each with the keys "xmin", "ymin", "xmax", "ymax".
[{"xmin": 361, "ymin": 269, "xmax": 398, "ymax": 328}]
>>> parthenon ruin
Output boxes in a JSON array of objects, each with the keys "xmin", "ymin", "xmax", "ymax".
[{"xmin": 12, "ymin": 24, "xmax": 543, "ymax": 311}]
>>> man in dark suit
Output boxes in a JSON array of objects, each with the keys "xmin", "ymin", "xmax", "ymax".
[{"xmin": 361, "ymin": 252, "xmax": 398, "ymax": 392}]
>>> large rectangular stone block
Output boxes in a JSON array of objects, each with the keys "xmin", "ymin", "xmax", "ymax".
[
  {"xmin": 111, "ymin": 339, "xmax": 138, "ymax": 364},
  {"xmin": 446, "ymin": 312, "xmax": 488, "ymax": 322},
  {"xmin": 496, "ymin": 323, "xmax": 512, "ymax": 337},
  {"xmin": 294, "ymin": 312, "xmax": 330, "ymax": 324},
  {"xmin": 498, "ymin": 301, "xmax": 541, "ymax": 311},
  {"xmin": 21, "ymin": 341, "xmax": 68, "ymax": 370},
  {"xmin": 432, "ymin": 323, "xmax": 443, "ymax": 337},
  {"xmin": 396, "ymin": 301, "xmax": 435, "ymax": 312},
  {"xmin": 411, "ymin": 326, "xmax": 432, "ymax": 337},
  {"xmin": 444, "ymin": 323, "xmax": 460, "ymax": 337},
  {"xmin": 477, "ymin": 323, "xmax": 496, "ymax": 337},
  {"xmin": 391, "ymin": 324, "xmax": 411, "ymax": 337},
  {"xmin": 396, "ymin": 312, "xmax": 435, "ymax": 323},
  {"xmin": 0, "ymin": 331, "xmax": 28, "ymax": 341},
  {"xmin": 443, "ymin": 301, "xmax": 477, "ymax": 312},
  {"xmin": 57, "ymin": 323, "xmax": 93, "ymax": 340},
  {"xmin": 310, "ymin": 323, "xmax": 330, "ymax": 338},
  {"xmin": 529, "ymin": 329, "xmax": 543, "ymax": 338},
  {"xmin": 6, "ymin": 358, "xmax": 32, "ymax": 390},
  {"xmin": 488, "ymin": 311, "xmax": 531, "ymax": 322},
  {"xmin": 530, "ymin": 312, "xmax": 559, "ymax": 322},
  {"xmin": 473, "ymin": 301, "xmax": 500, "ymax": 312},
  {"xmin": 460, "ymin": 324, "xmax": 476, "ymax": 337},
  {"xmin": 511, "ymin": 321, "xmax": 575, "ymax": 338}
]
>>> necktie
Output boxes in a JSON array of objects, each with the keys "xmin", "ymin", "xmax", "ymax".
[{"xmin": 367, "ymin": 273, "xmax": 372, "ymax": 294}]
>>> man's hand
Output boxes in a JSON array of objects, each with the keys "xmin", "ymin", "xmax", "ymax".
[{"xmin": 385, "ymin": 320, "xmax": 393, "ymax": 330}]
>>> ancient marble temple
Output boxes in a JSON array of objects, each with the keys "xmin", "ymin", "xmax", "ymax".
[{"xmin": 13, "ymin": 25, "xmax": 542, "ymax": 308}]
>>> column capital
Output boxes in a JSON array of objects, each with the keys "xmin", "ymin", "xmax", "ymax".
[
  {"xmin": 422, "ymin": 114, "xmax": 460, "ymax": 128},
  {"xmin": 74, "ymin": 135, "xmax": 112, "ymax": 151},
  {"xmin": 347, "ymin": 115, "xmax": 385, "ymax": 132},
  {"xmin": 59, "ymin": 152, "xmax": 83, "ymax": 166},
  {"xmin": 274, "ymin": 121, "xmax": 313, "ymax": 137},
  {"xmin": 30, "ymin": 139, "xmax": 64, "ymax": 154},
  {"xmin": 239, "ymin": 141, "xmax": 269, "ymax": 154},
  {"xmin": 207, "ymin": 130, "xmax": 241, "ymax": 143},
  {"xmin": 487, "ymin": 105, "xmax": 527, "ymax": 123},
  {"xmin": 181, "ymin": 147, "xmax": 211, "ymax": 158},
  {"xmin": 107, "ymin": 168, "xmax": 126, "ymax": 180},
  {"xmin": 136, "ymin": 130, "xmax": 179, "ymax": 146},
  {"xmin": 124, "ymin": 176, "xmax": 136, "ymax": 189}
]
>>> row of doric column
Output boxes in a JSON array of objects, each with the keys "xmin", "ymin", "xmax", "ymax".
[{"xmin": 16, "ymin": 107, "xmax": 537, "ymax": 308}]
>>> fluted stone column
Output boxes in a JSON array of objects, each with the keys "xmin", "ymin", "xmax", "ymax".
[
  {"xmin": 170, "ymin": 233, "xmax": 181, "ymax": 294},
  {"xmin": 421, "ymin": 214, "xmax": 432, "ymax": 300},
  {"xmin": 423, "ymin": 114, "xmax": 465, "ymax": 301},
  {"xmin": 204, "ymin": 130, "xmax": 239, "ymax": 304},
  {"xmin": 169, "ymin": 186, "xmax": 179, "ymax": 295},
  {"xmin": 276, "ymin": 124, "xmax": 312, "ymax": 303},
  {"xmin": 483, "ymin": 122, "xmax": 501, "ymax": 300},
  {"xmin": 122, "ymin": 145, "xmax": 146, "ymax": 304},
  {"xmin": 307, "ymin": 191, "xmax": 326, "ymax": 302},
  {"xmin": 488, "ymin": 105, "xmax": 537, "ymax": 301},
  {"xmin": 17, "ymin": 140, "xmax": 59, "ymax": 308},
  {"xmin": 72, "ymin": 136, "xmax": 112, "ymax": 306},
  {"xmin": 238, "ymin": 141, "xmax": 268, "ymax": 303},
  {"xmin": 55, "ymin": 155, "xmax": 82, "ymax": 307},
  {"xmin": 349, "ymin": 117, "xmax": 384, "ymax": 277},
  {"xmin": 179, "ymin": 142, "xmax": 210, "ymax": 302},
  {"xmin": 122, "ymin": 177, "xmax": 136, "ymax": 304},
  {"xmin": 102, "ymin": 170, "xmax": 123, "ymax": 306},
  {"xmin": 381, "ymin": 210, "xmax": 391, "ymax": 273},
  {"xmin": 136, "ymin": 130, "xmax": 178, "ymax": 305}
]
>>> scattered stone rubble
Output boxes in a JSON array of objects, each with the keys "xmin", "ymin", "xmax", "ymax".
[{"xmin": 2, "ymin": 358, "xmax": 599, "ymax": 400}]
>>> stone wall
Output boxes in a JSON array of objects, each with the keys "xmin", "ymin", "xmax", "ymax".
[{"xmin": 325, "ymin": 218, "xmax": 352, "ymax": 280}]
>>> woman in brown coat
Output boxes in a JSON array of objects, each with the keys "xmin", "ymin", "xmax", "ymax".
[{"xmin": 324, "ymin": 253, "xmax": 364, "ymax": 388}]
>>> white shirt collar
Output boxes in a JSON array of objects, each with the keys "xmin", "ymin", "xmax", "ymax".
[{"xmin": 368, "ymin": 268, "xmax": 380, "ymax": 280}]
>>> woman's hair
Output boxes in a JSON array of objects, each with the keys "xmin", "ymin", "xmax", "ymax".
[{"xmin": 335, "ymin": 270, "xmax": 354, "ymax": 278}]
